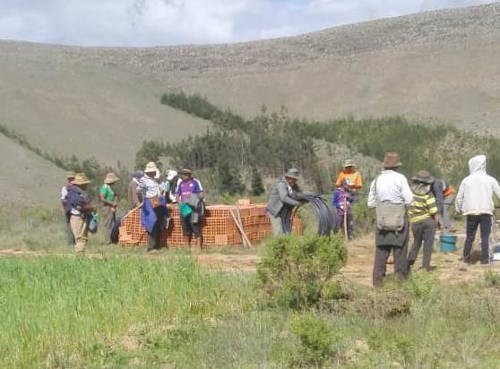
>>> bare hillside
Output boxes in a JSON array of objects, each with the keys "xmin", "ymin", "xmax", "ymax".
[
  {"xmin": 1, "ymin": 2, "xmax": 499, "ymax": 176},
  {"xmin": 0, "ymin": 134, "xmax": 65, "ymax": 206}
]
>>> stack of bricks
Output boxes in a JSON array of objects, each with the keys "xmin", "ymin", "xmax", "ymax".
[{"xmin": 119, "ymin": 203, "xmax": 301, "ymax": 248}]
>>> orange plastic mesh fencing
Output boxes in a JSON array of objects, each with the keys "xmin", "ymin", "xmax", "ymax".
[{"xmin": 119, "ymin": 204, "xmax": 302, "ymax": 249}]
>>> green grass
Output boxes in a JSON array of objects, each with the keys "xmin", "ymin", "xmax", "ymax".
[{"xmin": 1, "ymin": 254, "xmax": 500, "ymax": 368}]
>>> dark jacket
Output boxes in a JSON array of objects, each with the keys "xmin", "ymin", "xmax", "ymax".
[
  {"xmin": 127, "ymin": 179, "xmax": 142, "ymax": 209},
  {"xmin": 64, "ymin": 186, "xmax": 91, "ymax": 216},
  {"xmin": 266, "ymin": 178, "xmax": 301, "ymax": 217}
]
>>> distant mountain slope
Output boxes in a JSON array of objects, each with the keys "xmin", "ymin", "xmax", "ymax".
[
  {"xmin": 1, "ymin": 2, "xmax": 499, "ymax": 177},
  {"xmin": 0, "ymin": 134, "xmax": 65, "ymax": 206},
  {"xmin": 0, "ymin": 45, "xmax": 208, "ymax": 167}
]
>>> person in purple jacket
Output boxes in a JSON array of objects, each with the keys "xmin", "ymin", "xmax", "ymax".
[
  {"xmin": 176, "ymin": 168, "xmax": 205, "ymax": 248},
  {"xmin": 333, "ymin": 180, "xmax": 354, "ymax": 240}
]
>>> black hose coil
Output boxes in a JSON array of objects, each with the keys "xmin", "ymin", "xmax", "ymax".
[{"xmin": 281, "ymin": 194, "xmax": 336, "ymax": 236}]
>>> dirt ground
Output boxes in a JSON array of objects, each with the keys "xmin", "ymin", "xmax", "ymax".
[
  {"xmin": 2, "ymin": 230, "xmax": 500, "ymax": 286},
  {"xmin": 196, "ymin": 231, "xmax": 500, "ymax": 286}
]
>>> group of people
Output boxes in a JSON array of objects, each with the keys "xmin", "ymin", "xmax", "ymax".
[
  {"xmin": 368, "ymin": 152, "xmax": 500, "ymax": 286},
  {"xmin": 60, "ymin": 162, "xmax": 205, "ymax": 254}
]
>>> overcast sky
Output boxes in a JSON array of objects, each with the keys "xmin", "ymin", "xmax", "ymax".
[{"xmin": 0, "ymin": 0, "xmax": 495, "ymax": 47}]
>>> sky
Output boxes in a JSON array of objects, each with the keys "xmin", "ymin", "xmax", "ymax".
[{"xmin": 0, "ymin": 0, "xmax": 496, "ymax": 47}]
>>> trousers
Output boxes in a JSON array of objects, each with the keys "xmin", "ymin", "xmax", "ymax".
[
  {"xmin": 408, "ymin": 218, "xmax": 436, "ymax": 270},
  {"xmin": 70, "ymin": 215, "xmax": 88, "ymax": 253},
  {"xmin": 463, "ymin": 214, "xmax": 492, "ymax": 263}
]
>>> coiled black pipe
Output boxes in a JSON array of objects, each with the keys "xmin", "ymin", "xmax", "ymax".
[{"xmin": 281, "ymin": 194, "xmax": 336, "ymax": 236}]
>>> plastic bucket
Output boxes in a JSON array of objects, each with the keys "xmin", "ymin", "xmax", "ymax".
[{"xmin": 440, "ymin": 234, "xmax": 457, "ymax": 253}]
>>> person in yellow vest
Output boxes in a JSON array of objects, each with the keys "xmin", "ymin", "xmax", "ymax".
[
  {"xmin": 335, "ymin": 160, "xmax": 363, "ymax": 201},
  {"xmin": 407, "ymin": 171, "xmax": 440, "ymax": 271}
]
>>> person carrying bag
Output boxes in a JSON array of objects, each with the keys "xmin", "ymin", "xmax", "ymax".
[{"xmin": 368, "ymin": 152, "xmax": 413, "ymax": 287}]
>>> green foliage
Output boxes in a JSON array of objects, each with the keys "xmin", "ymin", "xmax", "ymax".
[
  {"xmin": 157, "ymin": 93, "xmax": 500, "ymax": 193},
  {"xmin": 484, "ymin": 270, "xmax": 500, "ymax": 287},
  {"xmin": 289, "ymin": 313, "xmax": 335, "ymax": 368},
  {"xmin": 216, "ymin": 159, "xmax": 246, "ymax": 195},
  {"xmin": 407, "ymin": 270, "xmax": 438, "ymax": 300},
  {"xmin": 251, "ymin": 167, "xmax": 265, "ymax": 196},
  {"xmin": 257, "ymin": 235, "xmax": 347, "ymax": 310},
  {"xmin": 161, "ymin": 91, "xmax": 222, "ymax": 120}
]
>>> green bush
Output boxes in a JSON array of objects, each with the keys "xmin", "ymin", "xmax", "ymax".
[
  {"xmin": 256, "ymin": 235, "xmax": 347, "ymax": 310},
  {"xmin": 288, "ymin": 313, "xmax": 335, "ymax": 368}
]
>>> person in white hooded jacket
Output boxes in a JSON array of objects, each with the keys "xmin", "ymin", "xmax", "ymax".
[{"xmin": 455, "ymin": 155, "xmax": 500, "ymax": 264}]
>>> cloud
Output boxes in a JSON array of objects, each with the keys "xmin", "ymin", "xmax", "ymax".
[{"xmin": 0, "ymin": 0, "xmax": 497, "ymax": 46}]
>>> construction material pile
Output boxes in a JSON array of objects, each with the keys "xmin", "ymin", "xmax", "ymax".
[{"xmin": 119, "ymin": 203, "xmax": 301, "ymax": 248}]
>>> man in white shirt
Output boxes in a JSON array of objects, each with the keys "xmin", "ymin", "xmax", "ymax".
[
  {"xmin": 456, "ymin": 155, "xmax": 500, "ymax": 264},
  {"xmin": 368, "ymin": 152, "xmax": 413, "ymax": 286}
]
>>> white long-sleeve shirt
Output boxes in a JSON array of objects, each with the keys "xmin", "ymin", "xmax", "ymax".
[
  {"xmin": 367, "ymin": 170, "xmax": 413, "ymax": 208},
  {"xmin": 455, "ymin": 155, "xmax": 500, "ymax": 215}
]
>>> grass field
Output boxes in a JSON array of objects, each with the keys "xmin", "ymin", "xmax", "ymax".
[
  {"xmin": 1, "ymin": 254, "xmax": 500, "ymax": 369},
  {"xmin": 2, "ymin": 207, "xmax": 500, "ymax": 368}
]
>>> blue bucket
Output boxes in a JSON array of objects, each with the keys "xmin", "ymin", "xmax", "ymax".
[{"xmin": 440, "ymin": 234, "xmax": 457, "ymax": 253}]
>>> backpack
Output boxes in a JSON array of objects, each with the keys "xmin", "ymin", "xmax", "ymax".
[{"xmin": 374, "ymin": 176, "xmax": 406, "ymax": 232}]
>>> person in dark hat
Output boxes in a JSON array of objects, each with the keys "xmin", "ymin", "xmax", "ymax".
[
  {"xmin": 367, "ymin": 153, "xmax": 413, "ymax": 286},
  {"xmin": 266, "ymin": 168, "xmax": 302, "ymax": 235},
  {"xmin": 176, "ymin": 168, "xmax": 205, "ymax": 249},
  {"xmin": 407, "ymin": 170, "xmax": 440, "ymax": 271}
]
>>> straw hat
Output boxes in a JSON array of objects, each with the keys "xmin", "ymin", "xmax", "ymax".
[
  {"xmin": 343, "ymin": 159, "xmax": 355, "ymax": 168},
  {"xmin": 144, "ymin": 161, "xmax": 159, "ymax": 173},
  {"xmin": 66, "ymin": 171, "xmax": 76, "ymax": 179},
  {"xmin": 71, "ymin": 173, "xmax": 91, "ymax": 185},
  {"xmin": 104, "ymin": 172, "xmax": 120, "ymax": 184},
  {"xmin": 285, "ymin": 168, "xmax": 300, "ymax": 179},
  {"xmin": 383, "ymin": 152, "xmax": 402, "ymax": 168}
]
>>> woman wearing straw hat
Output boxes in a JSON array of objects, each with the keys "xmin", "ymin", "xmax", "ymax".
[
  {"xmin": 138, "ymin": 162, "xmax": 168, "ymax": 252},
  {"xmin": 64, "ymin": 173, "xmax": 95, "ymax": 254},
  {"xmin": 100, "ymin": 172, "xmax": 120, "ymax": 245}
]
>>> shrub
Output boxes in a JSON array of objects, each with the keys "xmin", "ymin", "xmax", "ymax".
[
  {"xmin": 288, "ymin": 313, "xmax": 335, "ymax": 368},
  {"xmin": 256, "ymin": 235, "xmax": 347, "ymax": 310}
]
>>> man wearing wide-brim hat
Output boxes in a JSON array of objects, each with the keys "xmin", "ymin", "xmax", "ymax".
[
  {"xmin": 407, "ymin": 170, "xmax": 439, "ymax": 271},
  {"xmin": 60, "ymin": 171, "xmax": 76, "ymax": 246},
  {"xmin": 100, "ymin": 172, "xmax": 120, "ymax": 244},
  {"xmin": 367, "ymin": 152, "xmax": 413, "ymax": 286},
  {"xmin": 266, "ymin": 168, "xmax": 303, "ymax": 235},
  {"xmin": 138, "ymin": 161, "xmax": 168, "ymax": 252},
  {"xmin": 64, "ymin": 173, "xmax": 95, "ymax": 254},
  {"xmin": 335, "ymin": 159, "xmax": 363, "ymax": 194},
  {"xmin": 176, "ymin": 168, "xmax": 205, "ymax": 249}
]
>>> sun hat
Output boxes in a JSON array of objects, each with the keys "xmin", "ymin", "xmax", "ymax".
[
  {"xmin": 412, "ymin": 170, "xmax": 434, "ymax": 184},
  {"xmin": 71, "ymin": 173, "xmax": 91, "ymax": 185},
  {"xmin": 144, "ymin": 162, "xmax": 159, "ymax": 173},
  {"xmin": 66, "ymin": 171, "xmax": 76, "ymax": 179},
  {"xmin": 166, "ymin": 170, "xmax": 178, "ymax": 181},
  {"xmin": 180, "ymin": 168, "xmax": 193, "ymax": 175},
  {"xmin": 104, "ymin": 172, "xmax": 120, "ymax": 184},
  {"xmin": 285, "ymin": 168, "xmax": 300, "ymax": 179},
  {"xmin": 343, "ymin": 159, "xmax": 355, "ymax": 168},
  {"xmin": 383, "ymin": 152, "xmax": 402, "ymax": 168}
]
